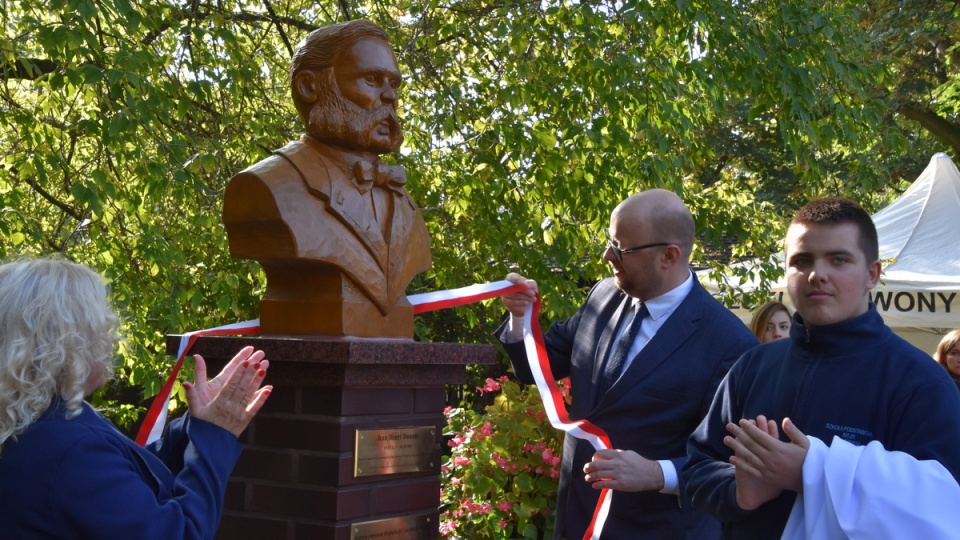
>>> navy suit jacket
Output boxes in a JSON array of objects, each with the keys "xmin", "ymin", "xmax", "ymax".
[
  {"xmin": 498, "ymin": 277, "xmax": 757, "ymax": 540},
  {"xmin": 0, "ymin": 399, "xmax": 242, "ymax": 539}
]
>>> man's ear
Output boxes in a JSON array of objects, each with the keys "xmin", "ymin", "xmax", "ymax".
[
  {"xmin": 867, "ymin": 259, "xmax": 882, "ymax": 289},
  {"xmin": 293, "ymin": 70, "xmax": 318, "ymax": 104},
  {"xmin": 660, "ymin": 244, "xmax": 682, "ymax": 269}
]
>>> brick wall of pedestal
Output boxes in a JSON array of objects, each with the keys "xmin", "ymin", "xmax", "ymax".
[{"xmin": 166, "ymin": 335, "xmax": 496, "ymax": 540}]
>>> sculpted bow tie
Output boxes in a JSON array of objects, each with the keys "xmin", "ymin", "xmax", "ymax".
[{"xmin": 353, "ymin": 161, "xmax": 407, "ymax": 194}]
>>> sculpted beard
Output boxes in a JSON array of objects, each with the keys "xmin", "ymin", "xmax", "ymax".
[{"xmin": 307, "ymin": 70, "xmax": 403, "ymax": 153}]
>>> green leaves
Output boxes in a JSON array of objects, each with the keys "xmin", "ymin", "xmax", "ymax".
[
  {"xmin": 0, "ymin": 0, "xmax": 943, "ymax": 434},
  {"xmin": 0, "ymin": 0, "xmax": 292, "ymax": 425}
]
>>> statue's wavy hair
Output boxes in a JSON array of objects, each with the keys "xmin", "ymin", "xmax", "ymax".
[
  {"xmin": 0, "ymin": 257, "xmax": 119, "ymax": 454},
  {"xmin": 289, "ymin": 19, "xmax": 389, "ymax": 122}
]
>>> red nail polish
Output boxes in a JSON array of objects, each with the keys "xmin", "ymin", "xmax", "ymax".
[
  {"xmin": 258, "ymin": 369, "xmax": 266, "ymax": 377},
  {"xmin": 242, "ymin": 361, "xmax": 249, "ymax": 368}
]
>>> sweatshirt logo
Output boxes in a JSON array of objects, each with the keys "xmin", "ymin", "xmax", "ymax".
[{"xmin": 825, "ymin": 423, "xmax": 874, "ymax": 445}]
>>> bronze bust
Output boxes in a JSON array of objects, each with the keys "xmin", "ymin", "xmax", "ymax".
[{"xmin": 223, "ymin": 20, "xmax": 431, "ymax": 338}]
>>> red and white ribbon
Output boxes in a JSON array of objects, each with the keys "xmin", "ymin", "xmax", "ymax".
[
  {"xmin": 407, "ymin": 280, "xmax": 529, "ymax": 313},
  {"xmin": 134, "ymin": 319, "xmax": 261, "ymax": 446},
  {"xmin": 520, "ymin": 294, "xmax": 613, "ymax": 540},
  {"xmin": 135, "ymin": 280, "xmax": 612, "ymax": 538},
  {"xmin": 413, "ymin": 281, "xmax": 613, "ymax": 538}
]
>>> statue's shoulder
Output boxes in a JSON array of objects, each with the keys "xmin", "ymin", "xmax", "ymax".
[
  {"xmin": 231, "ymin": 149, "xmax": 294, "ymax": 181},
  {"xmin": 273, "ymin": 139, "xmax": 310, "ymax": 161},
  {"xmin": 222, "ymin": 139, "xmax": 328, "ymax": 230},
  {"xmin": 231, "ymin": 138, "xmax": 331, "ymax": 186}
]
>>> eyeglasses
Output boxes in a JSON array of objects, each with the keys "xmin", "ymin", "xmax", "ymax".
[{"xmin": 604, "ymin": 229, "xmax": 674, "ymax": 262}]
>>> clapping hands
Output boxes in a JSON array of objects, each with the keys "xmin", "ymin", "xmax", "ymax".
[
  {"xmin": 183, "ymin": 346, "xmax": 273, "ymax": 437},
  {"xmin": 724, "ymin": 415, "xmax": 809, "ymax": 511}
]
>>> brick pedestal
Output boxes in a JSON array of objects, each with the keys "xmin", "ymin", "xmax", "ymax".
[{"xmin": 166, "ymin": 335, "xmax": 496, "ymax": 540}]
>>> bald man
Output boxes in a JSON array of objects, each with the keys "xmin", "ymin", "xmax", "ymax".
[{"xmin": 497, "ymin": 190, "xmax": 757, "ymax": 539}]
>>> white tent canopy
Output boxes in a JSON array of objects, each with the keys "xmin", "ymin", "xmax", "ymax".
[{"xmin": 699, "ymin": 153, "xmax": 960, "ymax": 353}]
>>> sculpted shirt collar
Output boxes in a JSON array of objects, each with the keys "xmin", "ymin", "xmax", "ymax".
[{"xmin": 300, "ymin": 135, "xmax": 406, "ymax": 194}]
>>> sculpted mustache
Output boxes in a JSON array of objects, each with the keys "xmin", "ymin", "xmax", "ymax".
[{"xmin": 359, "ymin": 107, "xmax": 399, "ymax": 129}]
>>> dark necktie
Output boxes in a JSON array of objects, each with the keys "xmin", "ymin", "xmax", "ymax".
[{"xmin": 597, "ymin": 301, "xmax": 649, "ymax": 397}]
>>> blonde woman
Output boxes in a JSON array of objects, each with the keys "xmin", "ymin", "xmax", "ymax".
[{"xmin": 0, "ymin": 257, "xmax": 271, "ymax": 538}]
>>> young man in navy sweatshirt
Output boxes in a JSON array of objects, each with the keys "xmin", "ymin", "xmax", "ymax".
[{"xmin": 682, "ymin": 197, "xmax": 960, "ymax": 539}]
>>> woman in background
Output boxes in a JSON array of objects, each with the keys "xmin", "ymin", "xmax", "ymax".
[
  {"xmin": 934, "ymin": 329, "xmax": 960, "ymax": 390},
  {"xmin": 0, "ymin": 257, "xmax": 272, "ymax": 539},
  {"xmin": 749, "ymin": 301, "xmax": 792, "ymax": 344}
]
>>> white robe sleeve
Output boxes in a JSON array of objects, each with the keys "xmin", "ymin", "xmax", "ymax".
[{"xmin": 782, "ymin": 436, "xmax": 960, "ymax": 540}]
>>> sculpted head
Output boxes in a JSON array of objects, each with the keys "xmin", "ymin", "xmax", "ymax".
[{"xmin": 290, "ymin": 20, "xmax": 404, "ymax": 154}]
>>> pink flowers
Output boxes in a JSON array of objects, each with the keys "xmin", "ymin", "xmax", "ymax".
[
  {"xmin": 461, "ymin": 500, "xmax": 493, "ymax": 514},
  {"xmin": 492, "ymin": 452, "xmax": 519, "ymax": 473},
  {"xmin": 476, "ymin": 377, "xmax": 501, "ymax": 395},
  {"xmin": 439, "ymin": 520, "xmax": 457, "ymax": 537},
  {"xmin": 448, "ymin": 433, "xmax": 465, "ymax": 448},
  {"xmin": 441, "ymin": 376, "xmax": 562, "ymax": 538}
]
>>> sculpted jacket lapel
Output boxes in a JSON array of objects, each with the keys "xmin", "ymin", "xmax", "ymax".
[
  {"xmin": 277, "ymin": 138, "xmax": 389, "ymax": 271},
  {"xmin": 271, "ymin": 136, "xmax": 432, "ymax": 314},
  {"xmin": 325, "ymin": 178, "xmax": 429, "ymax": 311},
  {"xmin": 386, "ymin": 193, "xmax": 416, "ymax": 280},
  {"xmin": 325, "ymin": 174, "xmax": 390, "ymax": 269}
]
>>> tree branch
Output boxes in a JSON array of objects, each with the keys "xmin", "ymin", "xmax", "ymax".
[
  {"xmin": 263, "ymin": 0, "xmax": 294, "ymax": 57},
  {"xmin": 13, "ymin": 170, "xmax": 85, "ymax": 221},
  {"xmin": 700, "ymin": 154, "xmax": 730, "ymax": 188},
  {"xmin": 1, "ymin": 57, "xmax": 60, "ymax": 80},
  {"xmin": 337, "ymin": 0, "xmax": 351, "ymax": 20},
  {"xmin": 895, "ymin": 101, "xmax": 960, "ymax": 155},
  {"xmin": 141, "ymin": 8, "xmax": 317, "ymax": 46}
]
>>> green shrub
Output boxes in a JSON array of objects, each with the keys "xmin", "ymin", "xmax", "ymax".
[{"xmin": 441, "ymin": 376, "xmax": 567, "ymax": 539}]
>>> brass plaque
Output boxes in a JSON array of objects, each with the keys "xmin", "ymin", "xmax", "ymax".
[
  {"xmin": 354, "ymin": 426, "xmax": 436, "ymax": 477},
  {"xmin": 350, "ymin": 514, "xmax": 433, "ymax": 540}
]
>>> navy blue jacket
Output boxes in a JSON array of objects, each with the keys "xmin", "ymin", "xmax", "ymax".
[
  {"xmin": 683, "ymin": 305, "xmax": 960, "ymax": 539},
  {"xmin": 0, "ymin": 399, "xmax": 241, "ymax": 539},
  {"xmin": 499, "ymin": 277, "xmax": 758, "ymax": 539}
]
